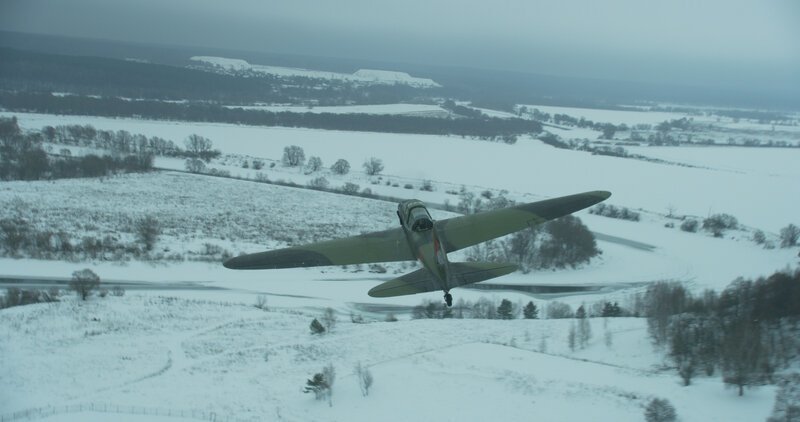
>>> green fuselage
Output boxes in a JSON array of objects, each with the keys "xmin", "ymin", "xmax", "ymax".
[{"xmin": 397, "ymin": 200, "xmax": 451, "ymax": 291}]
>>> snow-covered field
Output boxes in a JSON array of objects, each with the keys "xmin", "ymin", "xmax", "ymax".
[
  {"xmin": 2, "ymin": 109, "xmax": 799, "ymax": 421},
  {"xmin": 5, "ymin": 111, "xmax": 799, "ymax": 232},
  {"xmin": 0, "ymin": 296, "xmax": 777, "ymax": 422},
  {"xmin": 190, "ymin": 56, "xmax": 441, "ymax": 88}
]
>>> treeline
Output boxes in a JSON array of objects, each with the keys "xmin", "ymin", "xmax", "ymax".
[
  {"xmin": 641, "ymin": 269, "xmax": 800, "ymax": 395},
  {"xmin": 0, "ymin": 92, "xmax": 541, "ymax": 138},
  {"xmin": 0, "ymin": 47, "xmax": 431, "ymax": 105},
  {"xmin": 0, "ymin": 117, "xmax": 153, "ymax": 181}
]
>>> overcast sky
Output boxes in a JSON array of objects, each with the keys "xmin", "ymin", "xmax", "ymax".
[{"xmin": 2, "ymin": 0, "xmax": 798, "ymax": 92}]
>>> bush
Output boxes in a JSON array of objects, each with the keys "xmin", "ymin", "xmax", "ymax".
[
  {"xmin": 341, "ymin": 182, "xmax": 360, "ymax": 195},
  {"xmin": 111, "ymin": 285, "xmax": 126, "ymax": 297},
  {"xmin": 547, "ymin": 301, "xmax": 573, "ymax": 319},
  {"xmin": 752, "ymin": 229, "xmax": 766, "ymax": 244},
  {"xmin": 310, "ymin": 318, "xmax": 326, "ymax": 335},
  {"xmin": 644, "ymin": 398, "xmax": 677, "ymax": 422},
  {"xmin": 307, "ymin": 177, "xmax": 330, "ymax": 190},
  {"xmin": 680, "ymin": 219, "xmax": 699, "ymax": 233},
  {"xmin": 185, "ymin": 158, "xmax": 206, "ymax": 173},
  {"xmin": 703, "ymin": 213, "xmax": 738, "ymax": 237},
  {"xmin": 779, "ymin": 224, "xmax": 799, "ymax": 248}
]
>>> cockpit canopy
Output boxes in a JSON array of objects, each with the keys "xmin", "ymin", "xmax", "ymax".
[
  {"xmin": 398, "ymin": 200, "xmax": 434, "ymax": 232},
  {"xmin": 409, "ymin": 206, "xmax": 433, "ymax": 231}
]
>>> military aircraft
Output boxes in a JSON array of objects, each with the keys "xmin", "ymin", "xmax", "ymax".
[{"xmin": 223, "ymin": 190, "xmax": 610, "ymax": 306}]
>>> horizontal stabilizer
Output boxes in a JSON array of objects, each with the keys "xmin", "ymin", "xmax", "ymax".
[
  {"xmin": 368, "ymin": 261, "xmax": 517, "ymax": 298},
  {"xmin": 448, "ymin": 261, "xmax": 518, "ymax": 287}
]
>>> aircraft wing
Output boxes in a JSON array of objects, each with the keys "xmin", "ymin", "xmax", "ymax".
[
  {"xmin": 436, "ymin": 190, "xmax": 611, "ymax": 253},
  {"xmin": 223, "ymin": 227, "xmax": 415, "ymax": 270}
]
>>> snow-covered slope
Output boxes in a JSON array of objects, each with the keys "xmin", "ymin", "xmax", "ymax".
[
  {"xmin": 190, "ymin": 56, "xmax": 441, "ymax": 88},
  {"xmin": 0, "ymin": 296, "xmax": 777, "ymax": 422}
]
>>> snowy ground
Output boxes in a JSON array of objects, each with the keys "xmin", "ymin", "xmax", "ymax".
[
  {"xmin": 190, "ymin": 56, "xmax": 441, "ymax": 88},
  {"xmin": 5, "ymin": 111, "xmax": 799, "ymax": 233},
  {"xmin": 2, "ymin": 109, "xmax": 799, "ymax": 421},
  {"xmin": 0, "ymin": 295, "xmax": 778, "ymax": 422}
]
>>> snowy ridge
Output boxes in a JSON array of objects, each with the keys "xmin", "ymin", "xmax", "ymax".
[{"xmin": 190, "ymin": 56, "xmax": 441, "ymax": 88}]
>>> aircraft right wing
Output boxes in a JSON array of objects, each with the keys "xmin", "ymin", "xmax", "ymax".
[
  {"xmin": 223, "ymin": 227, "xmax": 415, "ymax": 270},
  {"xmin": 436, "ymin": 190, "xmax": 611, "ymax": 253}
]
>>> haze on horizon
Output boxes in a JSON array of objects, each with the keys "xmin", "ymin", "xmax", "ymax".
[{"xmin": 2, "ymin": 0, "xmax": 798, "ymax": 98}]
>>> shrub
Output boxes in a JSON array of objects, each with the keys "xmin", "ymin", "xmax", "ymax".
[
  {"xmin": 644, "ymin": 398, "xmax": 677, "ymax": 422},
  {"xmin": 703, "ymin": 213, "xmax": 738, "ymax": 237},
  {"xmin": 310, "ymin": 318, "xmax": 326, "ymax": 335},
  {"xmin": 307, "ymin": 177, "xmax": 330, "ymax": 190},
  {"xmin": 779, "ymin": 224, "xmax": 799, "ymax": 247},
  {"xmin": 680, "ymin": 219, "xmax": 699, "ymax": 233},
  {"xmin": 341, "ymin": 182, "xmax": 360, "ymax": 195}
]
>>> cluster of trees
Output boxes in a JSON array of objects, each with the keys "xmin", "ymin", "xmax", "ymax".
[
  {"xmin": 0, "ymin": 117, "xmax": 154, "ymax": 181},
  {"xmin": 0, "ymin": 214, "xmax": 162, "ymax": 261},
  {"xmin": 589, "ymin": 203, "xmax": 641, "ymax": 222},
  {"xmin": 280, "ymin": 145, "xmax": 384, "ymax": 180},
  {"xmin": 641, "ymin": 269, "xmax": 800, "ymax": 395},
  {"xmin": 0, "ymin": 92, "xmax": 542, "ymax": 139},
  {"xmin": 411, "ymin": 297, "xmax": 624, "ymax": 321}
]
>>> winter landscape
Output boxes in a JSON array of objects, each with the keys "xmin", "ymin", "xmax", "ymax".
[{"xmin": 2, "ymin": 3, "xmax": 800, "ymax": 422}]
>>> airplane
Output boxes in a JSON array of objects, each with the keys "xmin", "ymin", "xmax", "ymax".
[{"xmin": 223, "ymin": 190, "xmax": 611, "ymax": 306}]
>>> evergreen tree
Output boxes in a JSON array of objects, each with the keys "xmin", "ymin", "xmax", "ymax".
[
  {"xmin": 497, "ymin": 299, "xmax": 514, "ymax": 319},
  {"xmin": 523, "ymin": 301, "xmax": 539, "ymax": 319},
  {"xmin": 310, "ymin": 318, "xmax": 326, "ymax": 335},
  {"xmin": 304, "ymin": 373, "xmax": 330, "ymax": 401}
]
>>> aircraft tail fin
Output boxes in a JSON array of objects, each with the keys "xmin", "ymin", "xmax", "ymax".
[{"xmin": 367, "ymin": 261, "xmax": 517, "ymax": 298}]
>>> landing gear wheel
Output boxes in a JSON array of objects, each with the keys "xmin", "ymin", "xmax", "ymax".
[{"xmin": 444, "ymin": 292, "xmax": 453, "ymax": 307}]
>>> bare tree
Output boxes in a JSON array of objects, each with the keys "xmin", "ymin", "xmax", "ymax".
[
  {"xmin": 363, "ymin": 157, "xmax": 384, "ymax": 176},
  {"xmin": 323, "ymin": 363, "xmax": 336, "ymax": 406},
  {"xmin": 779, "ymin": 224, "xmax": 799, "ymax": 248},
  {"xmin": 331, "ymin": 159, "xmax": 350, "ymax": 175},
  {"xmin": 184, "ymin": 134, "xmax": 215, "ymax": 162},
  {"xmin": 354, "ymin": 362, "xmax": 374, "ymax": 397},
  {"xmin": 305, "ymin": 156, "xmax": 323, "ymax": 173},
  {"xmin": 69, "ymin": 268, "xmax": 100, "ymax": 300},
  {"xmin": 282, "ymin": 145, "xmax": 306, "ymax": 167},
  {"xmin": 135, "ymin": 215, "xmax": 160, "ymax": 251},
  {"xmin": 568, "ymin": 322, "xmax": 577, "ymax": 352},
  {"xmin": 322, "ymin": 307, "xmax": 337, "ymax": 332}
]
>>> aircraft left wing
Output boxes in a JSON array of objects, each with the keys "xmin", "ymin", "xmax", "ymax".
[
  {"xmin": 223, "ymin": 227, "xmax": 415, "ymax": 270},
  {"xmin": 437, "ymin": 190, "xmax": 611, "ymax": 253}
]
